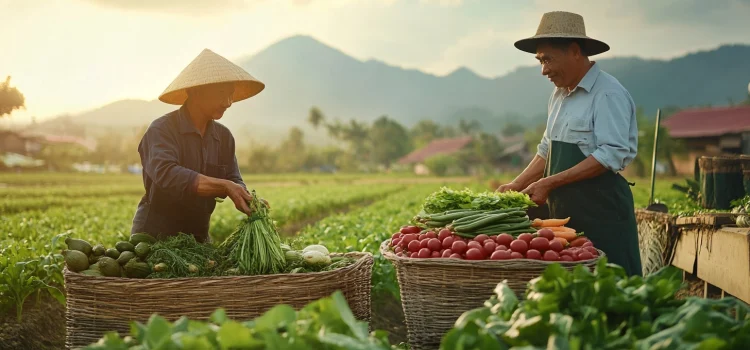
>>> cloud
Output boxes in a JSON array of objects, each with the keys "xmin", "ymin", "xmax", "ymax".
[{"xmin": 80, "ymin": 0, "xmax": 252, "ymax": 15}]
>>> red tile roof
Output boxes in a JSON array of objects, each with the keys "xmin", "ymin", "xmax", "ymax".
[
  {"xmin": 662, "ymin": 105, "xmax": 750, "ymax": 138},
  {"xmin": 398, "ymin": 136, "xmax": 473, "ymax": 164}
]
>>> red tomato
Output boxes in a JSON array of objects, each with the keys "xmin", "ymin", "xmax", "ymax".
[
  {"xmin": 431, "ymin": 251, "xmax": 441, "ymax": 258},
  {"xmin": 582, "ymin": 241, "xmax": 593, "ymax": 248},
  {"xmin": 465, "ymin": 248, "xmax": 484, "ymax": 260},
  {"xmin": 418, "ymin": 234, "xmax": 426, "ymax": 241},
  {"xmin": 438, "ymin": 229, "xmax": 452, "ymax": 240},
  {"xmin": 441, "ymin": 236, "xmax": 454, "ymax": 249},
  {"xmin": 391, "ymin": 233, "xmax": 402, "ymax": 240},
  {"xmin": 578, "ymin": 252, "xmax": 594, "ymax": 261},
  {"xmin": 394, "ymin": 246, "xmax": 403, "ymax": 254},
  {"xmin": 449, "ymin": 253, "xmax": 462, "ymax": 259},
  {"xmin": 509, "ymin": 240, "xmax": 528, "ymax": 254},
  {"xmin": 490, "ymin": 250, "xmax": 511, "ymax": 260},
  {"xmin": 510, "ymin": 252, "xmax": 524, "ymax": 259},
  {"xmin": 560, "ymin": 255, "xmax": 574, "ymax": 262},
  {"xmin": 410, "ymin": 252, "xmax": 418, "ymax": 258},
  {"xmin": 584, "ymin": 246, "xmax": 598, "ymax": 256},
  {"xmin": 517, "ymin": 233, "xmax": 534, "ymax": 243},
  {"xmin": 559, "ymin": 249, "xmax": 573, "ymax": 257},
  {"xmin": 402, "ymin": 234, "xmax": 417, "ymax": 246},
  {"xmin": 543, "ymin": 250, "xmax": 560, "ymax": 261},
  {"xmin": 496, "ymin": 234, "xmax": 514, "ymax": 247},
  {"xmin": 467, "ymin": 241, "xmax": 483, "ymax": 251},
  {"xmin": 474, "ymin": 234, "xmax": 490, "ymax": 243},
  {"xmin": 407, "ymin": 240, "xmax": 421, "ymax": 253},
  {"xmin": 425, "ymin": 232, "xmax": 438, "ymax": 239},
  {"xmin": 496, "ymin": 245, "xmax": 508, "ymax": 251},
  {"xmin": 483, "ymin": 241, "xmax": 497, "ymax": 255},
  {"xmin": 418, "ymin": 248, "xmax": 431, "ymax": 258},
  {"xmin": 548, "ymin": 240, "xmax": 564, "ymax": 252},
  {"xmin": 391, "ymin": 238, "xmax": 401, "ymax": 247},
  {"xmin": 526, "ymin": 249, "xmax": 542, "ymax": 260},
  {"xmin": 419, "ymin": 239, "xmax": 429, "ymax": 249},
  {"xmin": 537, "ymin": 228, "xmax": 555, "ymax": 240},
  {"xmin": 427, "ymin": 238, "xmax": 441, "ymax": 251},
  {"xmin": 451, "ymin": 241, "xmax": 467, "ymax": 254},
  {"xmin": 529, "ymin": 237, "xmax": 550, "ymax": 252},
  {"xmin": 442, "ymin": 249, "xmax": 453, "ymax": 258},
  {"xmin": 400, "ymin": 226, "xmax": 421, "ymax": 234}
]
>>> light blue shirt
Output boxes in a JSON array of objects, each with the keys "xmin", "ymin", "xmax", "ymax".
[{"xmin": 536, "ymin": 62, "xmax": 638, "ymax": 173}]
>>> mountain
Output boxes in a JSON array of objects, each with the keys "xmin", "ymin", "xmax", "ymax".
[{"xmin": 41, "ymin": 36, "xmax": 750, "ymax": 144}]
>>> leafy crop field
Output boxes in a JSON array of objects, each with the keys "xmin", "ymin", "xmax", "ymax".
[{"xmin": 0, "ymin": 172, "xmax": 695, "ymax": 349}]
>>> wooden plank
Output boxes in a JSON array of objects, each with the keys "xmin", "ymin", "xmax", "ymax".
[
  {"xmin": 671, "ymin": 229, "xmax": 699, "ymax": 273},
  {"xmin": 675, "ymin": 214, "xmax": 735, "ymax": 227},
  {"xmin": 696, "ymin": 227, "xmax": 750, "ymax": 304}
]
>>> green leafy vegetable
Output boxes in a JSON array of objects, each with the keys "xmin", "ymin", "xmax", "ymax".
[
  {"xmin": 83, "ymin": 291, "xmax": 401, "ymax": 350},
  {"xmin": 421, "ymin": 187, "xmax": 536, "ymax": 214},
  {"xmin": 442, "ymin": 259, "xmax": 750, "ymax": 349}
]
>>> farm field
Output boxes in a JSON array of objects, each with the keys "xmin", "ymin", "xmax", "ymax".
[{"xmin": 0, "ymin": 172, "xmax": 696, "ymax": 349}]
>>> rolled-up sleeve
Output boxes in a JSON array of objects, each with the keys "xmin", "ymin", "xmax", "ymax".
[
  {"xmin": 591, "ymin": 91, "xmax": 637, "ymax": 172},
  {"xmin": 225, "ymin": 133, "xmax": 247, "ymax": 191},
  {"xmin": 139, "ymin": 126, "xmax": 199, "ymax": 200},
  {"xmin": 536, "ymin": 128, "xmax": 550, "ymax": 160}
]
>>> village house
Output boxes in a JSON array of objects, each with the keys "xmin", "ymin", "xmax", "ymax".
[{"xmin": 662, "ymin": 105, "xmax": 750, "ymax": 175}]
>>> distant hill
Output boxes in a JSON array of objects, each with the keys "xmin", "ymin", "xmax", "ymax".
[{"xmin": 40, "ymin": 36, "xmax": 750, "ymax": 144}]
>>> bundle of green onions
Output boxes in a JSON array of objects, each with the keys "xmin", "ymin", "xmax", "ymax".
[{"xmin": 219, "ymin": 190, "xmax": 286, "ymax": 275}]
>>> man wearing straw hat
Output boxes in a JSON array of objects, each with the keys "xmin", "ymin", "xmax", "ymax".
[
  {"xmin": 496, "ymin": 11, "xmax": 642, "ymax": 276},
  {"xmin": 130, "ymin": 49, "xmax": 266, "ymax": 243}
]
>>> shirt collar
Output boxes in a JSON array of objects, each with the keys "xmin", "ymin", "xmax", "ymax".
[
  {"xmin": 178, "ymin": 105, "xmax": 219, "ymax": 140},
  {"xmin": 576, "ymin": 62, "xmax": 600, "ymax": 93}
]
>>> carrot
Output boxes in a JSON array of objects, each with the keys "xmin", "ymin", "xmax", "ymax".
[
  {"xmin": 553, "ymin": 237, "xmax": 569, "ymax": 246},
  {"xmin": 541, "ymin": 217, "xmax": 570, "ymax": 227},
  {"xmin": 548, "ymin": 226, "xmax": 576, "ymax": 233},
  {"xmin": 554, "ymin": 231, "xmax": 577, "ymax": 241},
  {"xmin": 532, "ymin": 217, "xmax": 571, "ymax": 228}
]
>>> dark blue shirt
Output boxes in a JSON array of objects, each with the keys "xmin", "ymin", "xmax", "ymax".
[{"xmin": 130, "ymin": 105, "xmax": 246, "ymax": 242}]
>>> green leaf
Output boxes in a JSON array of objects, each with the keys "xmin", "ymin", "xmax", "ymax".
[
  {"xmin": 331, "ymin": 291, "xmax": 368, "ymax": 340},
  {"xmin": 253, "ymin": 304, "xmax": 296, "ymax": 331},
  {"xmin": 210, "ymin": 308, "xmax": 228, "ymax": 325},
  {"xmin": 217, "ymin": 320, "xmax": 258, "ymax": 350},
  {"xmin": 144, "ymin": 314, "xmax": 173, "ymax": 349}
]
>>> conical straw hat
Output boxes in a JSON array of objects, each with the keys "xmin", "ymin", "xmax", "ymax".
[
  {"xmin": 514, "ymin": 11, "xmax": 609, "ymax": 56},
  {"xmin": 159, "ymin": 49, "xmax": 265, "ymax": 105}
]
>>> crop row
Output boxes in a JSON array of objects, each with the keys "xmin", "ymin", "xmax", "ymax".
[{"xmin": 0, "ymin": 182, "xmax": 407, "ymax": 319}]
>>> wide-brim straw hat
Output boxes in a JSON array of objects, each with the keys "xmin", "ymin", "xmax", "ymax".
[
  {"xmin": 514, "ymin": 11, "xmax": 609, "ymax": 56},
  {"xmin": 158, "ymin": 49, "xmax": 265, "ymax": 105}
]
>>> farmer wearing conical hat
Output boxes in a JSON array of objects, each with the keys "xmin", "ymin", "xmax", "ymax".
[
  {"xmin": 130, "ymin": 49, "xmax": 266, "ymax": 243},
  {"xmin": 496, "ymin": 11, "xmax": 642, "ymax": 276}
]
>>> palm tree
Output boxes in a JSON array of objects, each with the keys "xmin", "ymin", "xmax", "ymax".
[{"xmin": 1, "ymin": 76, "xmax": 25, "ymax": 118}]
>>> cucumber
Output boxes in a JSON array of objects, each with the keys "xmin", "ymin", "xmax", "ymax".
[
  {"xmin": 452, "ymin": 213, "xmax": 490, "ymax": 225},
  {"xmin": 425, "ymin": 220, "xmax": 449, "ymax": 227},
  {"xmin": 426, "ymin": 210, "xmax": 485, "ymax": 222},
  {"xmin": 129, "ymin": 233, "xmax": 157, "ymax": 245},
  {"xmin": 454, "ymin": 212, "xmax": 524, "ymax": 232},
  {"xmin": 475, "ymin": 223, "xmax": 535, "ymax": 235}
]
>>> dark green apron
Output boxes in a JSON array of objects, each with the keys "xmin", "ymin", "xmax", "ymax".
[{"xmin": 545, "ymin": 140, "xmax": 643, "ymax": 276}]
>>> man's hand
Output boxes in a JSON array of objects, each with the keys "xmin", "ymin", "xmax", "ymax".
[
  {"xmin": 224, "ymin": 181, "xmax": 254, "ymax": 216},
  {"xmin": 521, "ymin": 179, "xmax": 553, "ymax": 206},
  {"xmin": 496, "ymin": 182, "xmax": 526, "ymax": 193}
]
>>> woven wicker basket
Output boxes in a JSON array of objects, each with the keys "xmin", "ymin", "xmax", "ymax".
[
  {"xmin": 381, "ymin": 240, "xmax": 603, "ymax": 350},
  {"xmin": 64, "ymin": 252, "xmax": 373, "ymax": 349}
]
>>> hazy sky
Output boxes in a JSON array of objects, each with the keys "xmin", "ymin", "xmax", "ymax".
[{"xmin": 2, "ymin": 0, "xmax": 749, "ymax": 124}]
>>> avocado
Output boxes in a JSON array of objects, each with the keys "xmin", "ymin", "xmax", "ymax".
[
  {"xmin": 115, "ymin": 241, "xmax": 135, "ymax": 253},
  {"xmin": 105, "ymin": 248, "xmax": 120, "ymax": 259},
  {"xmin": 117, "ymin": 251, "xmax": 136, "ymax": 265},
  {"xmin": 98, "ymin": 257, "xmax": 122, "ymax": 277},
  {"xmin": 65, "ymin": 237, "xmax": 92, "ymax": 256},
  {"xmin": 62, "ymin": 249, "xmax": 90, "ymax": 272}
]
